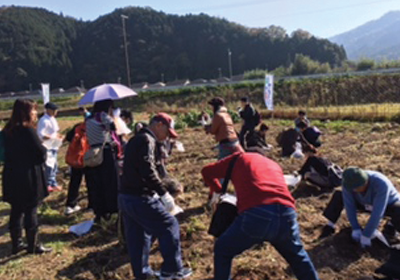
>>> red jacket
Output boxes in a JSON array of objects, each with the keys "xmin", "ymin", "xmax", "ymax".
[{"xmin": 201, "ymin": 152, "xmax": 295, "ymax": 213}]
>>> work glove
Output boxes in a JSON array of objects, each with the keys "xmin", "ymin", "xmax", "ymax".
[
  {"xmin": 209, "ymin": 192, "xmax": 221, "ymax": 212},
  {"xmin": 351, "ymin": 229, "xmax": 362, "ymax": 242},
  {"xmin": 360, "ymin": 235, "xmax": 372, "ymax": 248},
  {"xmin": 160, "ymin": 192, "xmax": 175, "ymax": 213}
]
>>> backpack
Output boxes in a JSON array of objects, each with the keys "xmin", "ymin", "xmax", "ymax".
[
  {"xmin": 253, "ymin": 110, "xmax": 261, "ymax": 126},
  {"xmin": 0, "ymin": 130, "xmax": 4, "ymax": 164},
  {"xmin": 327, "ymin": 163, "xmax": 343, "ymax": 187},
  {"xmin": 65, "ymin": 123, "xmax": 90, "ymax": 168}
]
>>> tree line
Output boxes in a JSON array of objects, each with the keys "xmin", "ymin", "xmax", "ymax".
[{"xmin": 0, "ymin": 6, "xmax": 347, "ymax": 93}]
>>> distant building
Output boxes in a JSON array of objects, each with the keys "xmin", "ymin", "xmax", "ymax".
[
  {"xmin": 166, "ymin": 79, "xmax": 190, "ymax": 87},
  {"xmin": 131, "ymin": 82, "xmax": 149, "ymax": 90},
  {"xmin": 191, "ymin": 79, "xmax": 208, "ymax": 85}
]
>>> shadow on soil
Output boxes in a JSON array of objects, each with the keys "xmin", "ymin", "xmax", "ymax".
[
  {"xmin": 176, "ymin": 205, "xmax": 206, "ymax": 223},
  {"xmin": 57, "ymin": 244, "xmax": 130, "ymax": 280},
  {"xmin": 308, "ymin": 227, "xmax": 389, "ymax": 273}
]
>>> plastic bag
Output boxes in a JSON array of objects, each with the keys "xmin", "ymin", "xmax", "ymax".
[{"xmin": 69, "ymin": 220, "xmax": 94, "ymax": 236}]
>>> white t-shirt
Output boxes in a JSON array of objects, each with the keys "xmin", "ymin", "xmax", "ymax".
[{"xmin": 37, "ymin": 113, "xmax": 60, "ymax": 150}]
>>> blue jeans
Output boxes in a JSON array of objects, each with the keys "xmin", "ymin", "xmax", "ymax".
[
  {"xmin": 214, "ymin": 204, "xmax": 320, "ymax": 280},
  {"xmin": 118, "ymin": 194, "xmax": 183, "ymax": 279},
  {"xmin": 45, "ymin": 149, "xmax": 58, "ymax": 187},
  {"xmin": 218, "ymin": 140, "xmax": 241, "ymax": 160}
]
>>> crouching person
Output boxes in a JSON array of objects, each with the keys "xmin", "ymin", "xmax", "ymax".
[
  {"xmin": 320, "ymin": 167, "xmax": 400, "ymax": 243},
  {"xmin": 119, "ymin": 113, "xmax": 191, "ymax": 280},
  {"xmin": 201, "ymin": 151, "xmax": 320, "ymax": 280}
]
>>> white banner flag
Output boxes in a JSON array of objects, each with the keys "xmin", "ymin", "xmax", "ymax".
[
  {"xmin": 264, "ymin": 74, "xmax": 274, "ymax": 110},
  {"xmin": 41, "ymin": 83, "xmax": 50, "ymax": 104}
]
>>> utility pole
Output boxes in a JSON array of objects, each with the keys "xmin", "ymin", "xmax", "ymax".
[
  {"xmin": 227, "ymin": 48, "xmax": 233, "ymax": 79},
  {"xmin": 121, "ymin": 14, "xmax": 131, "ymax": 88}
]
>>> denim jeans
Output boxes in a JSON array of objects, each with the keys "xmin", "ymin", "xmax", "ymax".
[
  {"xmin": 45, "ymin": 149, "xmax": 58, "ymax": 187},
  {"xmin": 218, "ymin": 140, "xmax": 242, "ymax": 160},
  {"xmin": 214, "ymin": 204, "xmax": 320, "ymax": 280},
  {"xmin": 118, "ymin": 193, "xmax": 183, "ymax": 279}
]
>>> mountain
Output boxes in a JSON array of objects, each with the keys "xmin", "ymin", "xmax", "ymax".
[
  {"xmin": 330, "ymin": 11, "xmax": 400, "ymax": 61},
  {"xmin": 0, "ymin": 6, "xmax": 347, "ymax": 92}
]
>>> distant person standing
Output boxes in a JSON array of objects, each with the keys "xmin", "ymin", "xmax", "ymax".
[
  {"xmin": 238, "ymin": 97, "xmax": 259, "ymax": 147},
  {"xmin": 3, "ymin": 99, "xmax": 52, "ymax": 254},
  {"xmin": 37, "ymin": 102, "xmax": 63, "ymax": 192},
  {"xmin": 294, "ymin": 110, "xmax": 310, "ymax": 127},
  {"xmin": 64, "ymin": 107, "xmax": 93, "ymax": 215},
  {"xmin": 205, "ymin": 97, "xmax": 242, "ymax": 160},
  {"xmin": 120, "ymin": 109, "xmax": 134, "ymax": 130}
]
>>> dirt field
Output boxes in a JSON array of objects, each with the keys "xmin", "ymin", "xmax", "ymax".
[{"xmin": 0, "ymin": 118, "xmax": 399, "ymax": 280}]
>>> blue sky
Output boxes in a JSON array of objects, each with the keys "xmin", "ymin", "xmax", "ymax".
[{"xmin": 2, "ymin": 0, "xmax": 400, "ymax": 38}]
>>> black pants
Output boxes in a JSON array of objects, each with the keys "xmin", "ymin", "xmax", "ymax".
[
  {"xmin": 323, "ymin": 190, "xmax": 400, "ymax": 232},
  {"xmin": 87, "ymin": 147, "xmax": 120, "ymax": 218},
  {"xmin": 239, "ymin": 124, "xmax": 255, "ymax": 147},
  {"xmin": 9, "ymin": 204, "xmax": 38, "ymax": 231},
  {"xmin": 66, "ymin": 167, "xmax": 95, "ymax": 208}
]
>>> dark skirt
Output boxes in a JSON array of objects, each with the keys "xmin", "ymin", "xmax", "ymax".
[{"xmin": 86, "ymin": 147, "xmax": 120, "ymax": 217}]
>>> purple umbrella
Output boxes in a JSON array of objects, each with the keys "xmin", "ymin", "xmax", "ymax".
[{"xmin": 78, "ymin": 83, "xmax": 138, "ymax": 105}]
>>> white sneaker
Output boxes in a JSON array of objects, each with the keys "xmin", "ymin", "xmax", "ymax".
[{"xmin": 65, "ymin": 205, "xmax": 81, "ymax": 215}]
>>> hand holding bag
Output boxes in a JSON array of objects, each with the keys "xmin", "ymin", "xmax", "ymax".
[{"xmin": 208, "ymin": 154, "xmax": 240, "ymax": 237}]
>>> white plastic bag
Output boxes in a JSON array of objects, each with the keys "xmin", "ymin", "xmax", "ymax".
[
  {"xmin": 284, "ymin": 174, "xmax": 301, "ymax": 188},
  {"xmin": 291, "ymin": 142, "xmax": 304, "ymax": 159}
]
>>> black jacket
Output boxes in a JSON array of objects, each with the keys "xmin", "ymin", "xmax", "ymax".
[
  {"xmin": 299, "ymin": 156, "xmax": 331, "ymax": 177},
  {"xmin": 2, "ymin": 126, "xmax": 48, "ymax": 207},
  {"xmin": 239, "ymin": 104, "xmax": 256, "ymax": 127},
  {"xmin": 120, "ymin": 128, "xmax": 167, "ymax": 196},
  {"xmin": 277, "ymin": 128, "xmax": 299, "ymax": 157},
  {"xmin": 245, "ymin": 130, "xmax": 267, "ymax": 150}
]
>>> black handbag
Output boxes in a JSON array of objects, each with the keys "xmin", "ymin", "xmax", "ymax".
[{"xmin": 208, "ymin": 154, "xmax": 240, "ymax": 237}]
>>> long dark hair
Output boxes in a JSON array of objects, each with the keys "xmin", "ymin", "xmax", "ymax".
[
  {"xmin": 3, "ymin": 99, "xmax": 37, "ymax": 135},
  {"xmin": 92, "ymin": 99, "xmax": 114, "ymax": 114}
]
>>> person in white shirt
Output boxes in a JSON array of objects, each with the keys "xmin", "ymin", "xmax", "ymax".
[{"xmin": 37, "ymin": 102, "xmax": 63, "ymax": 192}]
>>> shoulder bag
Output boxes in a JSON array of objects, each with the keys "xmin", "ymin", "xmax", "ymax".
[{"xmin": 208, "ymin": 154, "xmax": 240, "ymax": 237}]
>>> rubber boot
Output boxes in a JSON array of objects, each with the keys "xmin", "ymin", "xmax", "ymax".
[
  {"xmin": 10, "ymin": 229, "xmax": 27, "ymax": 254},
  {"xmin": 26, "ymin": 229, "xmax": 52, "ymax": 254}
]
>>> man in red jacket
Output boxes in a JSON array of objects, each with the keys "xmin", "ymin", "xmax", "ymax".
[{"xmin": 202, "ymin": 152, "xmax": 320, "ymax": 280}]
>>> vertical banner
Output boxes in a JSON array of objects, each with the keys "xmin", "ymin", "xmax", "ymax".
[
  {"xmin": 264, "ymin": 74, "xmax": 274, "ymax": 110},
  {"xmin": 41, "ymin": 83, "xmax": 50, "ymax": 104}
]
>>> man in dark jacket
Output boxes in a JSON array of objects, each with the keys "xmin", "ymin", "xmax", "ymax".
[
  {"xmin": 119, "ymin": 113, "xmax": 192, "ymax": 280},
  {"xmin": 238, "ymin": 97, "xmax": 259, "ymax": 147},
  {"xmin": 297, "ymin": 121, "xmax": 322, "ymax": 148}
]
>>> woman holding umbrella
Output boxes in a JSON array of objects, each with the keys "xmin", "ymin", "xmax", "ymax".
[{"xmin": 85, "ymin": 99, "xmax": 121, "ymax": 223}]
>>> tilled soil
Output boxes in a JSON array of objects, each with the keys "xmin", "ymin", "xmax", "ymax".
[{"xmin": 0, "ymin": 120, "xmax": 399, "ymax": 280}]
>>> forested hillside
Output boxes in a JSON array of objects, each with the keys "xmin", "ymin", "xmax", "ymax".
[{"xmin": 0, "ymin": 6, "xmax": 347, "ymax": 92}]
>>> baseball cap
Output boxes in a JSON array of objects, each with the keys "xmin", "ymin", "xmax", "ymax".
[
  {"xmin": 151, "ymin": 112, "xmax": 178, "ymax": 138},
  {"xmin": 44, "ymin": 102, "xmax": 58, "ymax": 110},
  {"xmin": 342, "ymin": 167, "xmax": 369, "ymax": 191}
]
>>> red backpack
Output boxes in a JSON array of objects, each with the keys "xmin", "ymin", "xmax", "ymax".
[{"xmin": 65, "ymin": 123, "xmax": 90, "ymax": 168}]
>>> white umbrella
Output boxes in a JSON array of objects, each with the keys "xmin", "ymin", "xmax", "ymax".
[{"xmin": 78, "ymin": 83, "xmax": 138, "ymax": 105}]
